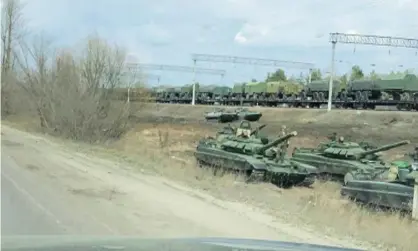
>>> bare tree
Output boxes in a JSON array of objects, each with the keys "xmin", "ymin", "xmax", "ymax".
[
  {"xmin": 15, "ymin": 34, "xmax": 136, "ymax": 142},
  {"xmin": 1, "ymin": 1, "xmax": 144, "ymax": 140},
  {"xmin": 1, "ymin": 0, "xmax": 25, "ymax": 117}
]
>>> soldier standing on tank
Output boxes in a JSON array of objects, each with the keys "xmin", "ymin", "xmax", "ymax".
[
  {"xmin": 277, "ymin": 140, "xmax": 288, "ymax": 162},
  {"xmin": 281, "ymin": 125, "xmax": 287, "ymax": 136},
  {"xmin": 281, "ymin": 125, "xmax": 289, "ymax": 147},
  {"xmin": 328, "ymin": 132, "xmax": 337, "ymax": 142},
  {"xmin": 408, "ymin": 146, "xmax": 418, "ymax": 161},
  {"xmin": 275, "ymin": 125, "xmax": 289, "ymax": 162}
]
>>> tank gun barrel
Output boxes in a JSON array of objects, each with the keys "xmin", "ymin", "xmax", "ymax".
[
  {"xmin": 358, "ymin": 140, "xmax": 410, "ymax": 157},
  {"xmin": 255, "ymin": 131, "xmax": 297, "ymax": 154},
  {"xmin": 250, "ymin": 124, "xmax": 266, "ymax": 136}
]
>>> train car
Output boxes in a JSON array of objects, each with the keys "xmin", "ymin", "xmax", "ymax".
[
  {"xmin": 139, "ymin": 74, "xmax": 418, "ymax": 111},
  {"xmin": 212, "ymin": 86, "xmax": 232, "ymax": 100},
  {"xmin": 345, "ymin": 74, "xmax": 418, "ymax": 110},
  {"xmin": 228, "ymin": 81, "xmax": 303, "ymax": 100},
  {"xmin": 302, "ymin": 79, "xmax": 343, "ymax": 101}
]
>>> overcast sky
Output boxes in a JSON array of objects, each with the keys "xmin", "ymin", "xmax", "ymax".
[{"xmin": 23, "ymin": 0, "xmax": 418, "ymax": 86}]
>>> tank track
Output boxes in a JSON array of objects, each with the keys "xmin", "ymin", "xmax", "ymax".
[
  {"xmin": 298, "ymin": 175, "xmax": 316, "ymax": 187},
  {"xmin": 246, "ymin": 169, "xmax": 266, "ymax": 183}
]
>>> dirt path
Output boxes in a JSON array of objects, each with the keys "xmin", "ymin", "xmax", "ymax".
[{"xmin": 1, "ymin": 125, "xmax": 362, "ymax": 249}]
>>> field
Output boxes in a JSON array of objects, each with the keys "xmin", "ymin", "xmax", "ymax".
[{"xmin": 5, "ymin": 102, "xmax": 418, "ymax": 251}]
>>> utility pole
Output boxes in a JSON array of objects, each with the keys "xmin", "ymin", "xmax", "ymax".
[
  {"xmin": 308, "ymin": 68, "xmax": 313, "ymax": 84},
  {"xmin": 192, "ymin": 59, "xmax": 197, "ymax": 105},
  {"xmin": 328, "ymin": 32, "xmax": 418, "ymax": 112},
  {"xmin": 121, "ymin": 72, "xmax": 162, "ymax": 103},
  {"xmin": 327, "ymin": 41, "xmax": 336, "ymax": 112}
]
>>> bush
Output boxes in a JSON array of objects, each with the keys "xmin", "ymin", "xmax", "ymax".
[{"xmin": 14, "ymin": 36, "xmax": 139, "ymax": 142}]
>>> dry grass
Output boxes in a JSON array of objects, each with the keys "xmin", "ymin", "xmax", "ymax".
[
  {"xmin": 131, "ymin": 103, "xmax": 418, "ymax": 125},
  {"xmin": 89, "ymin": 121, "xmax": 416, "ymax": 251},
  {"xmin": 127, "ymin": 103, "xmax": 418, "ymax": 146},
  {"xmin": 288, "ymin": 182, "xmax": 417, "ymax": 250}
]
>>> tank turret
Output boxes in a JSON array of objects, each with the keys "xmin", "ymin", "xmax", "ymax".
[
  {"xmin": 321, "ymin": 140, "xmax": 410, "ymax": 160},
  {"xmin": 219, "ymin": 131, "xmax": 297, "ymax": 155},
  {"xmin": 220, "ymin": 123, "xmax": 267, "ymax": 144},
  {"xmin": 291, "ymin": 138, "xmax": 411, "ymax": 182},
  {"xmin": 195, "ymin": 129, "xmax": 316, "ymax": 188},
  {"xmin": 250, "ymin": 124, "xmax": 266, "ymax": 137},
  {"xmin": 255, "ymin": 131, "xmax": 297, "ymax": 154},
  {"xmin": 354, "ymin": 140, "xmax": 410, "ymax": 159}
]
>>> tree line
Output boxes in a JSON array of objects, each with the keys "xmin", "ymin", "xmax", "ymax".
[{"xmin": 251, "ymin": 66, "xmax": 416, "ymax": 86}]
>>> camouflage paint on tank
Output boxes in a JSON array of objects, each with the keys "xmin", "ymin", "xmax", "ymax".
[
  {"xmin": 195, "ymin": 123, "xmax": 317, "ymax": 187},
  {"xmin": 291, "ymin": 139, "xmax": 411, "ymax": 181},
  {"xmin": 341, "ymin": 159, "xmax": 417, "ymax": 211},
  {"xmin": 235, "ymin": 108, "xmax": 262, "ymax": 122}
]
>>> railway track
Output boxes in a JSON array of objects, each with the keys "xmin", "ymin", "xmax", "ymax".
[{"xmin": 153, "ymin": 98, "xmax": 418, "ymax": 112}]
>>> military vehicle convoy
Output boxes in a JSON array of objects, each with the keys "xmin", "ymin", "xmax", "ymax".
[
  {"xmin": 194, "ymin": 122, "xmax": 317, "ymax": 187},
  {"xmin": 150, "ymin": 75, "xmax": 418, "ymax": 111},
  {"xmin": 290, "ymin": 138, "xmax": 410, "ymax": 183}
]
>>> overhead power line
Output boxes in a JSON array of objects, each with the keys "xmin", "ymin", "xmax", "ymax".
[
  {"xmin": 141, "ymin": 73, "xmax": 161, "ymax": 80},
  {"xmin": 121, "ymin": 72, "xmax": 161, "ymax": 79},
  {"xmin": 329, "ymin": 33, "xmax": 418, "ymax": 49},
  {"xmin": 191, "ymin": 54, "xmax": 315, "ymax": 69},
  {"xmin": 326, "ymin": 32, "xmax": 418, "ymax": 113},
  {"xmin": 191, "ymin": 53, "xmax": 315, "ymax": 106},
  {"xmin": 125, "ymin": 63, "xmax": 226, "ymax": 76}
]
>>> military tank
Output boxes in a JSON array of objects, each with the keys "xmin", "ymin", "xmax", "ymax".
[
  {"xmin": 204, "ymin": 108, "xmax": 239, "ymax": 123},
  {"xmin": 195, "ymin": 124, "xmax": 317, "ymax": 188},
  {"xmin": 291, "ymin": 139, "xmax": 410, "ymax": 183},
  {"xmin": 341, "ymin": 161, "xmax": 417, "ymax": 211},
  {"xmin": 214, "ymin": 121, "xmax": 266, "ymax": 144},
  {"xmin": 205, "ymin": 108, "xmax": 262, "ymax": 123},
  {"xmin": 235, "ymin": 108, "xmax": 262, "ymax": 122},
  {"xmin": 325, "ymin": 133, "xmax": 377, "ymax": 151}
]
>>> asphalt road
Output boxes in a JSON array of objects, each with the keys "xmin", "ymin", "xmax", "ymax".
[
  {"xmin": 1, "ymin": 155, "xmax": 67, "ymax": 235},
  {"xmin": 1, "ymin": 135, "xmax": 123, "ymax": 236}
]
